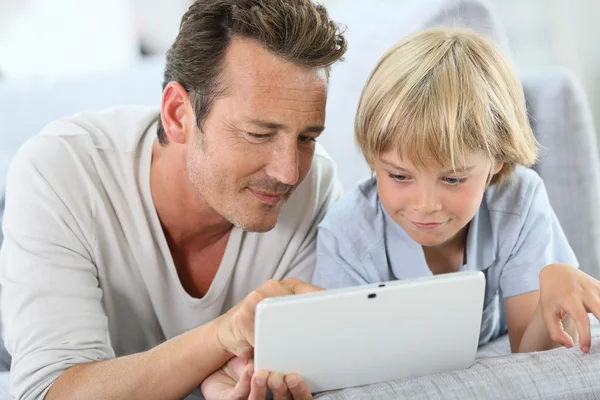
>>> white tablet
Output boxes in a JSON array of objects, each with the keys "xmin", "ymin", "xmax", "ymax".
[{"xmin": 254, "ymin": 270, "xmax": 485, "ymax": 393}]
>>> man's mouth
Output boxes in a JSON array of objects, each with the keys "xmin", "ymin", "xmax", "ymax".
[{"xmin": 247, "ymin": 188, "xmax": 287, "ymax": 205}]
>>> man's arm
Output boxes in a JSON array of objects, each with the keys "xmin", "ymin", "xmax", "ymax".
[
  {"xmin": 0, "ymin": 137, "xmax": 233, "ymax": 400},
  {"xmin": 45, "ymin": 322, "xmax": 231, "ymax": 400}
]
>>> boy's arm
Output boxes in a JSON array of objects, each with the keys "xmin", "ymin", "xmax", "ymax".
[
  {"xmin": 505, "ymin": 289, "xmax": 577, "ymax": 353},
  {"xmin": 500, "ymin": 178, "xmax": 580, "ymax": 353}
]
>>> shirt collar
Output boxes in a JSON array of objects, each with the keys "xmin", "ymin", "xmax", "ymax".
[{"xmin": 463, "ymin": 193, "xmax": 496, "ymax": 271}]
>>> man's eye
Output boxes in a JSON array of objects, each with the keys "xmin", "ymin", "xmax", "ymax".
[
  {"xmin": 247, "ymin": 133, "xmax": 271, "ymax": 140},
  {"xmin": 299, "ymin": 135, "xmax": 316, "ymax": 144}
]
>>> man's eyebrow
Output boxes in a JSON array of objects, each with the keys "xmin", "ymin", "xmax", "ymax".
[
  {"xmin": 249, "ymin": 119, "xmax": 285, "ymax": 130},
  {"xmin": 249, "ymin": 119, "xmax": 325, "ymax": 134}
]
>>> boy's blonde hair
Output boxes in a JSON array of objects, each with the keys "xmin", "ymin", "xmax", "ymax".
[{"xmin": 355, "ymin": 28, "xmax": 538, "ymax": 185}]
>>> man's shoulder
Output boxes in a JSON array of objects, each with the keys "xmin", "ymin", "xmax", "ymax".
[
  {"xmin": 37, "ymin": 106, "xmax": 159, "ymax": 152},
  {"xmin": 7, "ymin": 106, "xmax": 159, "ymax": 204},
  {"xmin": 309, "ymin": 143, "xmax": 338, "ymax": 185}
]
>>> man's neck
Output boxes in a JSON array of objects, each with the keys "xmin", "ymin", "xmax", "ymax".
[{"xmin": 150, "ymin": 140, "xmax": 233, "ymax": 253}]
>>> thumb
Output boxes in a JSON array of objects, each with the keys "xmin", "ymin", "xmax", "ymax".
[{"xmin": 230, "ymin": 361, "xmax": 254, "ymax": 399}]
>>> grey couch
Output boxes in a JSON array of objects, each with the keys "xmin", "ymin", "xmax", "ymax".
[
  {"xmin": 1, "ymin": 0, "xmax": 600, "ymax": 399},
  {"xmin": 316, "ymin": 322, "xmax": 600, "ymax": 400}
]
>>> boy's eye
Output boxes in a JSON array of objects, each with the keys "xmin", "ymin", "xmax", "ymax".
[
  {"xmin": 388, "ymin": 173, "xmax": 408, "ymax": 182},
  {"xmin": 443, "ymin": 176, "xmax": 467, "ymax": 185}
]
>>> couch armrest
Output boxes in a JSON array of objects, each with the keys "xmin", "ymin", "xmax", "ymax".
[{"xmin": 523, "ymin": 67, "xmax": 600, "ymax": 279}]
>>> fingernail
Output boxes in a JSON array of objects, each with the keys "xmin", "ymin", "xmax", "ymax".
[
  {"xmin": 287, "ymin": 376, "xmax": 299, "ymax": 388},
  {"xmin": 247, "ymin": 369, "xmax": 254, "ymax": 378},
  {"xmin": 256, "ymin": 375, "xmax": 267, "ymax": 387},
  {"xmin": 271, "ymin": 374, "xmax": 283, "ymax": 389},
  {"xmin": 582, "ymin": 346, "xmax": 590, "ymax": 353}
]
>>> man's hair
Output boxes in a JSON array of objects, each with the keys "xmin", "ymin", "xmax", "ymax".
[
  {"xmin": 157, "ymin": 0, "xmax": 347, "ymax": 145},
  {"xmin": 355, "ymin": 28, "xmax": 538, "ymax": 185}
]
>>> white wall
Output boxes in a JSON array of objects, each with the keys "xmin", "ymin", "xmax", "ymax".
[
  {"xmin": 0, "ymin": 0, "xmax": 139, "ymax": 79},
  {"xmin": 492, "ymin": 0, "xmax": 600, "ymax": 132}
]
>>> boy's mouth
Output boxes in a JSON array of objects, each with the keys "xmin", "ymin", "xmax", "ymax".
[{"xmin": 412, "ymin": 221, "xmax": 443, "ymax": 230}]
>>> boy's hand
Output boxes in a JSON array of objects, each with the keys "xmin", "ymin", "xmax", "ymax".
[{"xmin": 539, "ymin": 263, "xmax": 600, "ymax": 352}]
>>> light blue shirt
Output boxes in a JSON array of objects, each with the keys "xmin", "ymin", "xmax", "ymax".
[{"xmin": 313, "ymin": 165, "xmax": 578, "ymax": 344}]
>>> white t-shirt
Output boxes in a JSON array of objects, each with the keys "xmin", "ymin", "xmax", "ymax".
[{"xmin": 0, "ymin": 106, "xmax": 342, "ymax": 400}]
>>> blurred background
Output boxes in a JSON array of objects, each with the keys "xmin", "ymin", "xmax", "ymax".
[{"xmin": 0, "ymin": 0, "xmax": 598, "ymax": 149}]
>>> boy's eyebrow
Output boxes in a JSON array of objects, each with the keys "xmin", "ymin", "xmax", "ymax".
[
  {"xmin": 441, "ymin": 165, "xmax": 477, "ymax": 174},
  {"xmin": 380, "ymin": 157, "xmax": 477, "ymax": 174},
  {"xmin": 380, "ymin": 158, "xmax": 410, "ymax": 172}
]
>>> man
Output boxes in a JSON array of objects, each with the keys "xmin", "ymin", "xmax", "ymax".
[{"xmin": 0, "ymin": 0, "xmax": 347, "ymax": 399}]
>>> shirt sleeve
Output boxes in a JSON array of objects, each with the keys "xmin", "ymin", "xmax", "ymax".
[
  {"xmin": 0, "ymin": 137, "xmax": 114, "ymax": 400},
  {"xmin": 311, "ymin": 221, "xmax": 373, "ymax": 289},
  {"xmin": 500, "ymin": 178, "xmax": 578, "ymax": 298}
]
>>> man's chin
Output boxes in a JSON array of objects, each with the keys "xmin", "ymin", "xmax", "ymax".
[
  {"xmin": 234, "ymin": 219, "xmax": 278, "ymax": 233},
  {"xmin": 229, "ymin": 211, "xmax": 280, "ymax": 233}
]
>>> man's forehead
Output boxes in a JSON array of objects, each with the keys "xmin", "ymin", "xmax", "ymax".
[{"xmin": 223, "ymin": 38, "xmax": 328, "ymax": 90}]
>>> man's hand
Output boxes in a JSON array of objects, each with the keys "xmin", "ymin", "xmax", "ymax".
[
  {"xmin": 201, "ymin": 357, "xmax": 313, "ymax": 400},
  {"xmin": 214, "ymin": 278, "xmax": 323, "ymax": 360},
  {"xmin": 539, "ymin": 263, "xmax": 600, "ymax": 353}
]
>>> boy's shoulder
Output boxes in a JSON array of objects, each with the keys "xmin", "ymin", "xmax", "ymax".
[
  {"xmin": 319, "ymin": 177, "xmax": 384, "ymax": 247},
  {"xmin": 486, "ymin": 165, "xmax": 546, "ymax": 216}
]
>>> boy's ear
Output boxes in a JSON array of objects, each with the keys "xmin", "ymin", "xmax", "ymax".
[{"xmin": 492, "ymin": 161, "xmax": 504, "ymax": 175}]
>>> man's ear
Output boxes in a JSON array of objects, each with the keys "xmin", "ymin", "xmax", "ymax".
[{"xmin": 160, "ymin": 82, "xmax": 194, "ymax": 144}]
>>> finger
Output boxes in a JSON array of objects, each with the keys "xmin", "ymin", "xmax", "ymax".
[
  {"xmin": 587, "ymin": 294, "xmax": 600, "ymax": 325},
  {"xmin": 281, "ymin": 278, "xmax": 324, "ymax": 295},
  {"xmin": 223, "ymin": 357, "xmax": 251, "ymax": 380},
  {"xmin": 256, "ymin": 280, "xmax": 294, "ymax": 301},
  {"xmin": 286, "ymin": 374, "xmax": 312, "ymax": 400},
  {"xmin": 230, "ymin": 363, "xmax": 255, "ymax": 400},
  {"xmin": 542, "ymin": 306, "xmax": 574, "ymax": 348},
  {"xmin": 249, "ymin": 370, "xmax": 269, "ymax": 400},
  {"xmin": 268, "ymin": 371, "xmax": 291, "ymax": 400},
  {"xmin": 567, "ymin": 303, "xmax": 591, "ymax": 353}
]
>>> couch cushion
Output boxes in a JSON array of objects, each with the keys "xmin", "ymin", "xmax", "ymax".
[{"xmin": 315, "ymin": 323, "xmax": 600, "ymax": 400}]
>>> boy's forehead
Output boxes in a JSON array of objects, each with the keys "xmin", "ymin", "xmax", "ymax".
[{"xmin": 378, "ymin": 149, "xmax": 489, "ymax": 171}]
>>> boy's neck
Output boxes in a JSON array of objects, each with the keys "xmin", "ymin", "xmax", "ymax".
[{"xmin": 422, "ymin": 224, "xmax": 470, "ymax": 275}]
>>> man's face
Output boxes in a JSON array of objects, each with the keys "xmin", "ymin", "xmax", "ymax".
[{"xmin": 186, "ymin": 38, "xmax": 328, "ymax": 232}]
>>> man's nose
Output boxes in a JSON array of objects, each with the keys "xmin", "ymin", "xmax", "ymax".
[{"xmin": 265, "ymin": 140, "xmax": 299, "ymax": 186}]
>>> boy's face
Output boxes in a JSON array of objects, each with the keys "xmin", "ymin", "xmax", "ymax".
[{"xmin": 374, "ymin": 150, "xmax": 503, "ymax": 248}]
